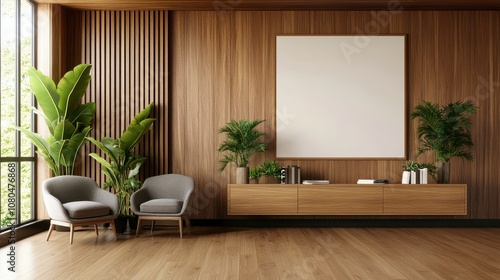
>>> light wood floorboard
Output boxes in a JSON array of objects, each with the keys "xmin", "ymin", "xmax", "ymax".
[{"xmin": 1, "ymin": 226, "xmax": 500, "ymax": 279}]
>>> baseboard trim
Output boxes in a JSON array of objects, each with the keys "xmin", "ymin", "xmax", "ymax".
[
  {"xmin": 0, "ymin": 220, "xmax": 50, "ymax": 247},
  {"xmin": 190, "ymin": 219, "xmax": 500, "ymax": 227}
]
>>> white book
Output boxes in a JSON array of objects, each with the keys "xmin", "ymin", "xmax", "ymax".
[
  {"xmin": 410, "ymin": 171, "xmax": 416, "ymax": 184},
  {"xmin": 402, "ymin": 171, "xmax": 410, "ymax": 184},
  {"xmin": 357, "ymin": 179, "xmax": 375, "ymax": 184},
  {"xmin": 420, "ymin": 168, "xmax": 428, "ymax": 184},
  {"xmin": 357, "ymin": 179, "xmax": 389, "ymax": 184},
  {"xmin": 302, "ymin": 180, "xmax": 329, "ymax": 185}
]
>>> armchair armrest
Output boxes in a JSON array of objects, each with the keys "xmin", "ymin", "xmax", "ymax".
[
  {"xmin": 91, "ymin": 189, "xmax": 119, "ymax": 218},
  {"xmin": 42, "ymin": 191, "xmax": 72, "ymax": 222},
  {"xmin": 130, "ymin": 188, "xmax": 151, "ymax": 214},
  {"xmin": 179, "ymin": 189, "xmax": 194, "ymax": 215}
]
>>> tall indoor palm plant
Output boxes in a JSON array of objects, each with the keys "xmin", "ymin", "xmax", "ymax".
[
  {"xmin": 87, "ymin": 102, "xmax": 155, "ymax": 218},
  {"xmin": 217, "ymin": 119, "xmax": 267, "ymax": 183},
  {"xmin": 410, "ymin": 100, "xmax": 477, "ymax": 183},
  {"xmin": 16, "ymin": 64, "xmax": 95, "ymax": 176}
]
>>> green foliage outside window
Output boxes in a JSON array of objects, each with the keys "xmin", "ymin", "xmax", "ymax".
[{"xmin": 1, "ymin": 0, "xmax": 35, "ymax": 229}]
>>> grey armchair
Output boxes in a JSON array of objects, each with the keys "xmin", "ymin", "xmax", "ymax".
[
  {"xmin": 42, "ymin": 175, "xmax": 119, "ymax": 244},
  {"xmin": 131, "ymin": 174, "xmax": 194, "ymax": 238}
]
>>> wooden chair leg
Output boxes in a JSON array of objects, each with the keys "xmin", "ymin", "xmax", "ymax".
[
  {"xmin": 46, "ymin": 223, "xmax": 55, "ymax": 241},
  {"xmin": 178, "ymin": 218, "xmax": 183, "ymax": 239},
  {"xmin": 110, "ymin": 219, "xmax": 118, "ymax": 239},
  {"xmin": 135, "ymin": 217, "xmax": 142, "ymax": 238},
  {"xmin": 94, "ymin": 224, "xmax": 99, "ymax": 236},
  {"xmin": 151, "ymin": 220, "xmax": 155, "ymax": 234},
  {"xmin": 70, "ymin": 224, "xmax": 75, "ymax": 245}
]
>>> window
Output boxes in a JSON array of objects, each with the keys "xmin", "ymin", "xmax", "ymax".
[{"xmin": 1, "ymin": 0, "xmax": 35, "ymax": 230}]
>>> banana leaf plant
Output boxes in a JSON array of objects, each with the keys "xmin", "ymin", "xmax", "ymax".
[
  {"xmin": 16, "ymin": 64, "xmax": 95, "ymax": 176},
  {"xmin": 87, "ymin": 102, "xmax": 155, "ymax": 216}
]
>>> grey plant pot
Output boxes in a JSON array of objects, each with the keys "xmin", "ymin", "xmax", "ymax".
[
  {"xmin": 436, "ymin": 161, "xmax": 450, "ymax": 184},
  {"xmin": 236, "ymin": 167, "xmax": 249, "ymax": 184}
]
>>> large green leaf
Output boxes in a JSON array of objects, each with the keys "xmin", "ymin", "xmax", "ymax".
[
  {"xmin": 16, "ymin": 127, "xmax": 51, "ymax": 155},
  {"xmin": 27, "ymin": 67, "xmax": 60, "ymax": 123},
  {"xmin": 89, "ymin": 153, "xmax": 113, "ymax": 170},
  {"xmin": 31, "ymin": 107, "xmax": 55, "ymax": 134},
  {"xmin": 130, "ymin": 102, "xmax": 154, "ymax": 126},
  {"xmin": 87, "ymin": 137, "xmax": 120, "ymax": 165},
  {"xmin": 53, "ymin": 119, "xmax": 76, "ymax": 141},
  {"xmin": 17, "ymin": 128, "xmax": 57, "ymax": 173},
  {"xmin": 57, "ymin": 64, "xmax": 92, "ymax": 120},
  {"xmin": 48, "ymin": 140, "xmax": 65, "ymax": 171},
  {"xmin": 127, "ymin": 158, "xmax": 145, "ymax": 178},
  {"xmin": 35, "ymin": 150, "xmax": 57, "ymax": 175},
  {"xmin": 62, "ymin": 127, "xmax": 91, "ymax": 169},
  {"xmin": 68, "ymin": 102, "xmax": 96, "ymax": 127},
  {"xmin": 119, "ymin": 118, "xmax": 155, "ymax": 151},
  {"xmin": 89, "ymin": 153, "xmax": 119, "ymax": 189}
]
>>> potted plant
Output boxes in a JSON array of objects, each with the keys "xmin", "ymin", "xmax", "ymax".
[
  {"xmin": 410, "ymin": 100, "xmax": 477, "ymax": 183},
  {"xmin": 403, "ymin": 160, "xmax": 437, "ymax": 181},
  {"xmin": 87, "ymin": 102, "xmax": 155, "ymax": 233},
  {"xmin": 249, "ymin": 160, "xmax": 281, "ymax": 183},
  {"xmin": 257, "ymin": 160, "xmax": 281, "ymax": 182},
  {"xmin": 217, "ymin": 119, "xmax": 267, "ymax": 184},
  {"xmin": 16, "ymin": 64, "xmax": 95, "ymax": 176},
  {"xmin": 249, "ymin": 167, "xmax": 262, "ymax": 184}
]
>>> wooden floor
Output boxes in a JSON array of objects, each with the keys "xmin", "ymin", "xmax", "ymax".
[{"xmin": 1, "ymin": 225, "xmax": 500, "ymax": 279}]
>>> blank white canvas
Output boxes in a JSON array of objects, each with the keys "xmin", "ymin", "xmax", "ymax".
[{"xmin": 276, "ymin": 35, "xmax": 406, "ymax": 158}]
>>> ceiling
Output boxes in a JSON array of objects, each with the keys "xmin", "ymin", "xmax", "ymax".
[{"xmin": 31, "ymin": 0, "xmax": 500, "ymax": 11}]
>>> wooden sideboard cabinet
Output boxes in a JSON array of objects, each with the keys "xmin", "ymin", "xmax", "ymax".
[
  {"xmin": 227, "ymin": 184, "xmax": 467, "ymax": 216},
  {"xmin": 383, "ymin": 184, "xmax": 467, "ymax": 215}
]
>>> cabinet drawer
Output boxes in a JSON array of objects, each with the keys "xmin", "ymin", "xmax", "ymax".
[
  {"xmin": 228, "ymin": 184, "xmax": 297, "ymax": 215},
  {"xmin": 298, "ymin": 185, "xmax": 383, "ymax": 214}
]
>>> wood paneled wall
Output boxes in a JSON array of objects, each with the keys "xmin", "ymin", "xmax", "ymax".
[
  {"xmin": 170, "ymin": 11, "xmax": 500, "ymax": 219},
  {"xmin": 67, "ymin": 10, "xmax": 169, "ymax": 187},
  {"xmin": 59, "ymin": 9, "xmax": 499, "ymax": 220}
]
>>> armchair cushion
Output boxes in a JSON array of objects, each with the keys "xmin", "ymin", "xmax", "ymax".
[
  {"xmin": 63, "ymin": 201, "xmax": 111, "ymax": 219},
  {"xmin": 140, "ymin": 198, "xmax": 183, "ymax": 213}
]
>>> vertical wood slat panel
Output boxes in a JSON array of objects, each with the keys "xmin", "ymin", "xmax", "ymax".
[
  {"xmin": 184, "ymin": 12, "xmax": 201, "ymax": 217},
  {"xmin": 75, "ymin": 10, "xmax": 169, "ymax": 188}
]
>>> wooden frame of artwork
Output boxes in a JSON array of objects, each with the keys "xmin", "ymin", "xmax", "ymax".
[{"xmin": 276, "ymin": 34, "xmax": 407, "ymax": 159}]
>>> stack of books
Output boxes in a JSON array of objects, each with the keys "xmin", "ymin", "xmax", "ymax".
[
  {"xmin": 302, "ymin": 180, "xmax": 330, "ymax": 185},
  {"xmin": 356, "ymin": 179, "xmax": 389, "ymax": 184},
  {"xmin": 402, "ymin": 168, "xmax": 428, "ymax": 184},
  {"xmin": 280, "ymin": 165, "xmax": 301, "ymax": 184}
]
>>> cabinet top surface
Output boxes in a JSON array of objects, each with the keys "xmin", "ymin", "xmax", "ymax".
[{"xmin": 228, "ymin": 184, "xmax": 467, "ymax": 187}]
